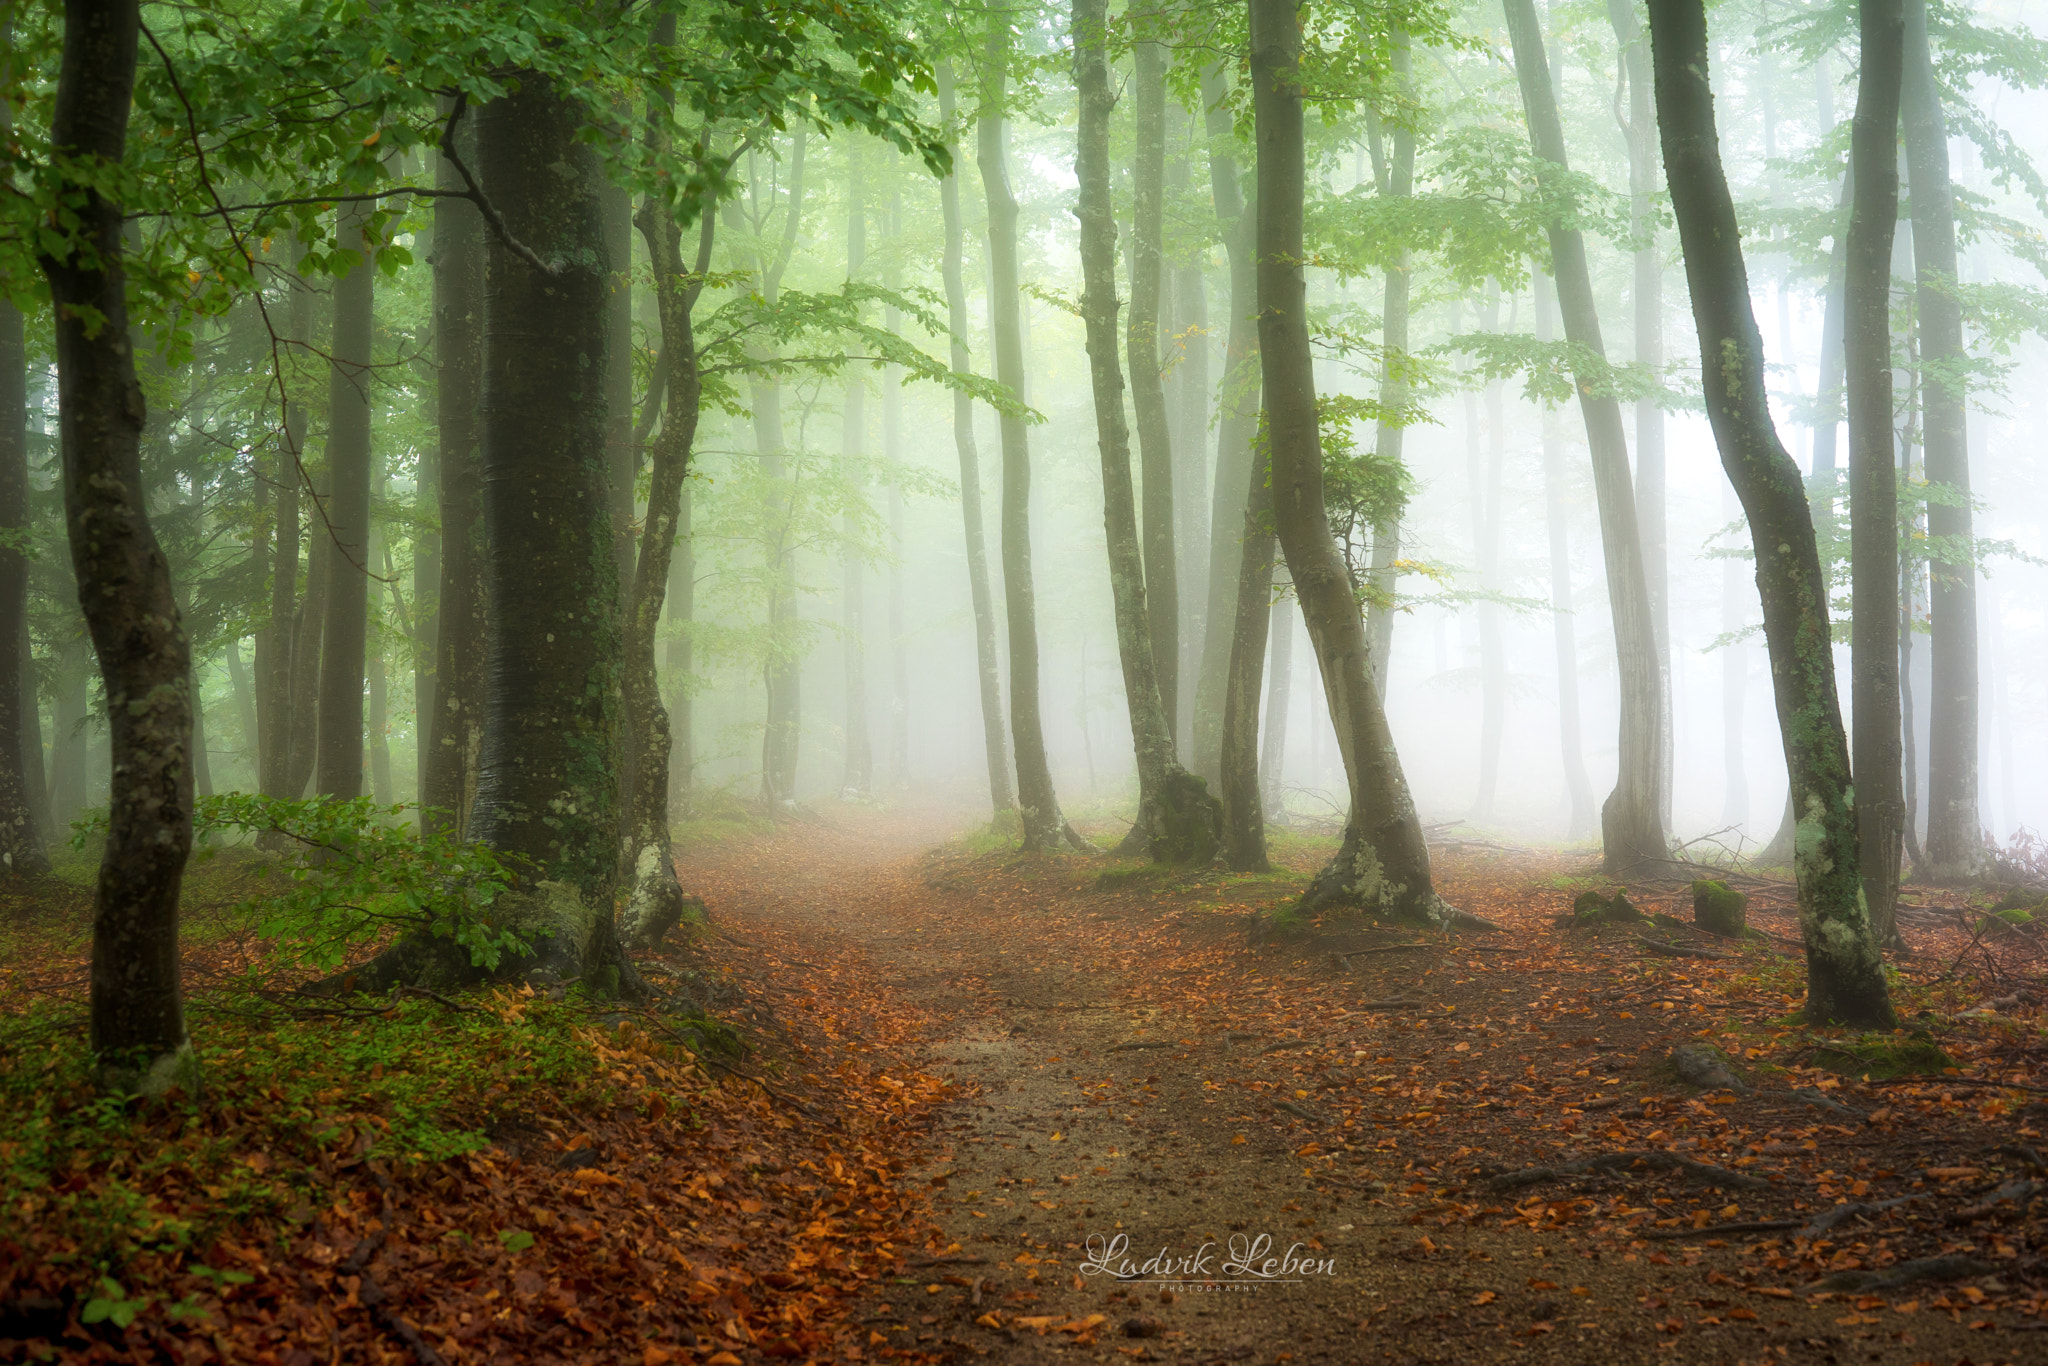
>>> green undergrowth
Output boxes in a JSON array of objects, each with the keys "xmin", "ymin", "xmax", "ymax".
[
  {"xmin": 0, "ymin": 987, "xmax": 656, "ymax": 1275},
  {"xmin": 1810, "ymin": 1034, "xmax": 1961, "ymax": 1080}
]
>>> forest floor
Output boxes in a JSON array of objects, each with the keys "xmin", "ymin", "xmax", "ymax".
[{"xmin": 2, "ymin": 799, "xmax": 2045, "ymax": 1365}]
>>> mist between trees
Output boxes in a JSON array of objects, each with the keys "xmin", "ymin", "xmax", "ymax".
[{"xmin": 5, "ymin": 0, "xmax": 2048, "ymax": 1084}]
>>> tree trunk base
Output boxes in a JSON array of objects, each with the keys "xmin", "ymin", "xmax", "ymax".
[
  {"xmin": 1117, "ymin": 769, "xmax": 1224, "ymax": 865},
  {"xmin": 620, "ymin": 831, "xmax": 704, "ymax": 951},
  {"xmin": 1294, "ymin": 826, "xmax": 1501, "ymax": 932},
  {"xmin": 311, "ymin": 880, "xmax": 647, "ymax": 1001}
]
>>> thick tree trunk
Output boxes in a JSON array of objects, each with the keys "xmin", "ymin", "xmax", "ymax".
[
  {"xmin": 1848, "ymin": 0, "xmax": 1907, "ymax": 942},
  {"xmin": 0, "ymin": 297, "xmax": 48, "ymax": 873},
  {"xmin": 1191, "ymin": 64, "xmax": 1259, "ymax": 785},
  {"xmin": 840, "ymin": 147, "xmax": 872, "ymax": 799},
  {"xmin": 1128, "ymin": 34, "xmax": 1179, "ymax": 739},
  {"xmin": 936, "ymin": 64, "xmax": 1014, "ymax": 817},
  {"xmin": 1168, "ymin": 126, "xmax": 1209, "ymax": 762},
  {"xmin": 1607, "ymin": 0, "xmax": 1673, "ymax": 830},
  {"xmin": 1075, "ymin": 0, "xmax": 1220, "ymax": 864},
  {"xmin": 423, "ymin": 101, "xmax": 487, "ymax": 835},
  {"xmin": 459, "ymin": 74, "xmax": 635, "ymax": 991},
  {"xmin": 979, "ymin": 26, "xmax": 1067, "ymax": 852},
  {"xmin": 1648, "ymin": 0, "xmax": 1895, "ymax": 1027},
  {"xmin": 619, "ymin": 95, "xmax": 713, "ymax": 949},
  {"xmin": 39, "ymin": 0, "xmax": 196, "ymax": 1091},
  {"xmin": 1903, "ymin": 0, "xmax": 1982, "ymax": 881},
  {"xmin": 1251, "ymin": 0, "xmax": 1459, "ymax": 926},
  {"xmin": 1259, "ymin": 595, "xmax": 1292, "ymax": 819},
  {"xmin": 316, "ymin": 202, "xmax": 373, "ymax": 801},
  {"xmin": 1502, "ymin": 0, "xmax": 1667, "ymax": 875}
]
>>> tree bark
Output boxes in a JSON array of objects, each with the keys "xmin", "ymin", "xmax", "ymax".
[
  {"xmin": 1128, "ymin": 31, "xmax": 1180, "ymax": 739},
  {"xmin": 1902, "ymin": 0, "xmax": 1981, "ymax": 881},
  {"xmin": 1251, "ymin": 0, "xmax": 1458, "ymax": 925},
  {"xmin": 1190, "ymin": 63, "xmax": 1260, "ymax": 785},
  {"xmin": 936, "ymin": 64, "xmax": 1014, "ymax": 817},
  {"xmin": 0, "ymin": 295, "xmax": 48, "ymax": 873},
  {"xmin": 1502, "ymin": 0, "xmax": 1667, "ymax": 875},
  {"xmin": 1259, "ymin": 593, "xmax": 1292, "ymax": 819},
  {"xmin": 39, "ymin": 0, "xmax": 196, "ymax": 1091},
  {"xmin": 1648, "ymin": 0, "xmax": 1895, "ymax": 1027},
  {"xmin": 1607, "ymin": 0, "xmax": 1673, "ymax": 830},
  {"xmin": 424, "ymin": 103, "xmax": 487, "ymax": 835},
  {"xmin": 746, "ymin": 133, "xmax": 806, "ymax": 809},
  {"xmin": 316, "ymin": 203, "xmax": 373, "ymax": 801},
  {"xmin": 1848, "ymin": 0, "xmax": 1907, "ymax": 942},
  {"xmin": 840, "ymin": 144, "xmax": 872, "ymax": 799},
  {"xmin": 620, "ymin": 62, "xmax": 712, "ymax": 949},
  {"xmin": 262, "ymin": 247, "xmax": 307, "ymax": 807},
  {"xmin": 1218, "ymin": 443, "xmax": 1275, "ymax": 871},
  {"xmin": 664, "ymin": 484, "xmax": 694, "ymax": 816},
  {"xmin": 1075, "ymin": 0, "xmax": 1220, "ymax": 864},
  {"xmin": 979, "ymin": 24, "xmax": 1066, "ymax": 851},
  {"xmin": 1364, "ymin": 36, "xmax": 1414, "ymax": 695}
]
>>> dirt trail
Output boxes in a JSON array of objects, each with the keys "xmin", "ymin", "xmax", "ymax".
[{"xmin": 677, "ymin": 804, "xmax": 2038, "ymax": 1366}]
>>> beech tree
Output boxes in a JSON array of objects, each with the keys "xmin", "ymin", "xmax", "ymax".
[{"xmin": 1648, "ymin": 0, "xmax": 1894, "ymax": 1026}]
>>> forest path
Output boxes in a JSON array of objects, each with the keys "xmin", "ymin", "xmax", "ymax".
[{"xmin": 672, "ymin": 802, "xmax": 2035, "ymax": 1366}]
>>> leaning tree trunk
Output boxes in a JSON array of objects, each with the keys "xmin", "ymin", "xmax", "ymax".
[
  {"xmin": 980, "ymin": 23, "xmax": 1068, "ymax": 852},
  {"xmin": 1502, "ymin": 0, "xmax": 1667, "ymax": 876},
  {"xmin": 0, "ymin": 294, "xmax": 48, "ymax": 874},
  {"xmin": 619, "ymin": 93, "xmax": 714, "ymax": 950},
  {"xmin": 1190, "ymin": 62, "xmax": 1259, "ymax": 785},
  {"xmin": 1648, "ymin": 0, "xmax": 1895, "ymax": 1026},
  {"xmin": 424, "ymin": 99, "xmax": 487, "ymax": 835},
  {"xmin": 936, "ymin": 62, "xmax": 1014, "ymax": 816},
  {"xmin": 1848, "ymin": 0, "xmax": 1907, "ymax": 943},
  {"xmin": 1250, "ymin": 0, "xmax": 1463, "ymax": 927},
  {"xmin": 1903, "ymin": 0, "xmax": 1982, "ymax": 882},
  {"xmin": 316, "ymin": 201, "xmax": 373, "ymax": 801},
  {"xmin": 1128, "ymin": 31, "xmax": 1180, "ymax": 738},
  {"xmin": 1074, "ymin": 0, "xmax": 1220, "ymax": 864},
  {"xmin": 39, "ymin": 0, "xmax": 196, "ymax": 1092}
]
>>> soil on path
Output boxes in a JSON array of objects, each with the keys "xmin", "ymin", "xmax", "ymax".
[{"xmin": 678, "ymin": 802, "xmax": 2043, "ymax": 1366}]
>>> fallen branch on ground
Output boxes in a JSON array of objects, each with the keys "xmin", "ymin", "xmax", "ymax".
[
  {"xmin": 1108, "ymin": 1041, "xmax": 1175, "ymax": 1052},
  {"xmin": 1272, "ymin": 1100, "xmax": 1327, "ymax": 1124},
  {"xmin": 1486, "ymin": 1150, "xmax": 1770, "ymax": 1192},
  {"xmin": 1634, "ymin": 935, "xmax": 1735, "ymax": 961},
  {"xmin": 1641, "ymin": 1218, "xmax": 1799, "ymax": 1240},
  {"xmin": 1809, "ymin": 1254, "xmax": 1992, "ymax": 1294}
]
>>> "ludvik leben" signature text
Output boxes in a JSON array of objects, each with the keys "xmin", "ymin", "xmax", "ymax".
[{"xmin": 1077, "ymin": 1233, "xmax": 1338, "ymax": 1283}]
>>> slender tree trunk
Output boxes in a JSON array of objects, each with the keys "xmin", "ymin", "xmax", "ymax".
[
  {"xmin": 935, "ymin": 64, "xmax": 1014, "ymax": 816},
  {"xmin": 1608, "ymin": 0, "xmax": 1673, "ymax": 830},
  {"xmin": 20, "ymin": 627, "xmax": 47, "ymax": 838},
  {"xmin": 979, "ymin": 24, "xmax": 1066, "ymax": 851},
  {"xmin": 665, "ymin": 483, "xmax": 694, "ymax": 816},
  {"xmin": 1903, "ymin": 0, "xmax": 1981, "ymax": 881},
  {"xmin": 1218, "ymin": 443, "xmax": 1275, "ymax": 871},
  {"xmin": 1721, "ymin": 483, "xmax": 1750, "ymax": 830},
  {"xmin": 1503, "ymin": 0, "xmax": 1667, "ymax": 874},
  {"xmin": 1075, "ymin": 0, "xmax": 1220, "ymax": 863},
  {"xmin": 367, "ymin": 464, "xmax": 392, "ymax": 803},
  {"xmin": 0, "ymin": 295, "xmax": 47, "ymax": 873},
  {"xmin": 1848, "ymin": 0, "xmax": 1907, "ymax": 943},
  {"xmin": 424, "ymin": 100, "xmax": 487, "ymax": 835},
  {"xmin": 747, "ymin": 133, "xmax": 806, "ymax": 809},
  {"xmin": 1251, "ymin": 0, "xmax": 1461, "ymax": 926},
  {"xmin": 316, "ymin": 203, "xmax": 373, "ymax": 801},
  {"xmin": 39, "ymin": 0, "xmax": 196, "ymax": 1090},
  {"xmin": 1259, "ymin": 594, "xmax": 1292, "ymax": 819},
  {"xmin": 50, "ymin": 642, "xmax": 86, "ymax": 828},
  {"xmin": 619, "ymin": 45, "xmax": 712, "ymax": 948},
  {"xmin": 227, "ymin": 639, "xmax": 258, "ymax": 784},
  {"xmin": 263, "ymin": 249, "xmax": 308, "ymax": 807},
  {"xmin": 840, "ymin": 145, "xmax": 872, "ymax": 799},
  {"xmin": 1811, "ymin": 172, "xmax": 1853, "ymax": 479},
  {"xmin": 190, "ymin": 666, "xmax": 212, "ymax": 798},
  {"xmin": 1128, "ymin": 31, "xmax": 1179, "ymax": 739},
  {"xmin": 1191, "ymin": 63, "xmax": 1259, "ymax": 785},
  {"xmin": 1648, "ymin": 0, "xmax": 1895, "ymax": 1026},
  {"xmin": 884, "ymin": 294, "xmax": 909, "ymax": 788},
  {"xmin": 1365, "ymin": 36, "xmax": 1414, "ymax": 694}
]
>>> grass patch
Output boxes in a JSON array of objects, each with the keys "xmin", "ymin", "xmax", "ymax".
[
  {"xmin": 1810, "ymin": 1034, "xmax": 1961, "ymax": 1080},
  {"xmin": 0, "ymin": 987, "xmax": 651, "ymax": 1276},
  {"xmin": 1095, "ymin": 863, "xmax": 1173, "ymax": 890}
]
